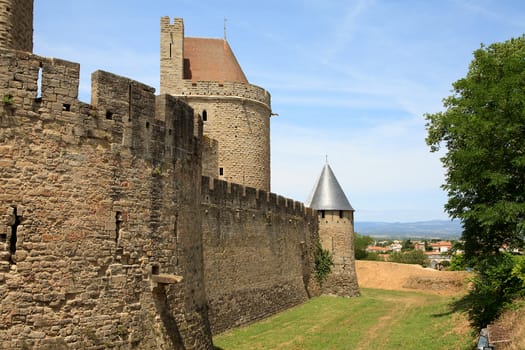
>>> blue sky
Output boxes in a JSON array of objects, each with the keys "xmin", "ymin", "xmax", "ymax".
[{"xmin": 33, "ymin": 1, "xmax": 525, "ymax": 222}]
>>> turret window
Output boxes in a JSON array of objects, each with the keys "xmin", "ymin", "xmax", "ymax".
[
  {"xmin": 202, "ymin": 110, "xmax": 207, "ymax": 121},
  {"xmin": 219, "ymin": 167, "xmax": 224, "ymax": 176}
]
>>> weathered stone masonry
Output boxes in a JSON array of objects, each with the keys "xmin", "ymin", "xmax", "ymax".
[
  {"xmin": 0, "ymin": 2, "xmax": 356, "ymax": 348},
  {"xmin": 160, "ymin": 17, "xmax": 272, "ymax": 192},
  {"xmin": 0, "ymin": 50, "xmax": 212, "ymax": 349},
  {"xmin": 0, "ymin": 48, "xmax": 320, "ymax": 347},
  {"xmin": 0, "ymin": 0, "xmax": 33, "ymax": 52},
  {"xmin": 201, "ymin": 177, "xmax": 319, "ymax": 334}
]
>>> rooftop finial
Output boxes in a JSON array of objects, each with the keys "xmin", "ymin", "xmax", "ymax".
[
  {"xmin": 325, "ymin": 154, "xmax": 328, "ymax": 164},
  {"xmin": 224, "ymin": 18, "xmax": 227, "ymax": 41}
]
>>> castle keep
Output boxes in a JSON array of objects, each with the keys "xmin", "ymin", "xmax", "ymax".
[
  {"xmin": 160, "ymin": 18, "xmax": 272, "ymax": 192},
  {"xmin": 0, "ymin": 2, "xmax": 358, "ymax": 349}
]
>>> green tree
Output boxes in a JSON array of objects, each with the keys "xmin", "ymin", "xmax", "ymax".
[
  {"xmin": 389, "ymin": 250, "xmax": 428, "ymax": 266},
  {"xmin": 459, "ymin": 253, "xmax": 525, "ymax": 329},
  {"xmin": 402, "ymin": 239, "xmax": 413, "ymax": 251},
  {"xmin": 354, "ymin": 233, "xmax": 373, "ymax": 260},
  {"xmin": 425, "ymin": 36, "xmax": 525, "ymax": 258},
  {"xmin": 426, "ymin": 36, "xmax": 525, "ymax": 328},
  {"xmin": 448, "ymin": 253, "xmax": 467, "ymax": 271}
]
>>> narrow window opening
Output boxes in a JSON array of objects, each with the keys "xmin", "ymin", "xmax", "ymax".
[
  {"xmin": 168, "ymin": 129, "xmax": 172, "ymax": 135},
  {"xmin": 36, "ymin": 66, "xmax": 43, "ymax": 101},
  {"xmin": 62, "ymin": 103, "xmax": 71, "ymax": 111},
  {"xmin": 169, "ymin": 43, "xmax": 172, "ymax": 58},
  {"xmin": 339, "ymin": 210, "xmax": 343, "ymax": 219},
  {"xmin": 151, "ymin": 265, "xmax": 160, "ymax": 275},
  {"xmin": 128, "ymin": 82, "xmax": 132, "ymax": 121},
  {"xmin": 173, "ymin": 213, "xmax": 178, "ymax": 240},
  {"xmin": 146, "ymin": 121, "xmax": 150, "ymax": 129},
  {"xmin": 115, "ymin": 211, "xmax": 123, "ymax": 245},
  {"xmin": 202, "ymin": 110, "xmax": 207, "ymax": 121},
  {"xmin": 105, "ymin": 111, "xmax": 113, "ymax": 120},
  {"xmin": 219, "ymin": 167, "xmax": 224, "ymax": 176},
  {"xmin": 321, "ymin": 210, "xmax": 325, "ymax": 219},
  {"xmin": 9, "ymin": 207, "xmax": 21, "ymax": 263}
]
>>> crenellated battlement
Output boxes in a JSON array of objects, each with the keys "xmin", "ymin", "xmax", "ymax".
[
  {"xmin": 201, "ymin": 176, "xmax": 315, "ymax": 218},
  {"xmin": 0, "ymin": 49, "xmax": 79, "ymax": 115},
  {"xmin": 0, "ymin": 49, "xmax": 199, "ymax": 164},
  {"xmin": 178, "ymin": 80, "xmax": 271, "ymax": 110}
]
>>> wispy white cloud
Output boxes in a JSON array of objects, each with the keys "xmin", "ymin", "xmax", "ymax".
[{"xmin": 322, "ymin": 0, "xmax": 375, "ymax": 63}]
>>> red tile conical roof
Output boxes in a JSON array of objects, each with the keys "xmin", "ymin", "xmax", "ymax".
[{"xmin": 183, "ymin": 37, "xmax": 248, "ymax": 83}]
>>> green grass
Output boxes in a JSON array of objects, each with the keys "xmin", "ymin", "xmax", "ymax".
[{"xmin": 213, "ymin": 288, "xmax": 474, "ymax": 350}]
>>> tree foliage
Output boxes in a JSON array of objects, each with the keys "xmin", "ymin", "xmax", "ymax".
[
  {"xmin": 448, "ymin": 254, "xmax": 468, "ymax": 271},
  {"xmin": 389, "ymin": 250, "xmax": 428, "ymax": 266},
  {"xmin": 425, "ymin": 36, "xmax": 525, "ymax": 258},
  {"xmin": 426, "ymin": 36, "xmax": 525, "ymax": 328},
  {"xmin": 458, "ymin": 253, "xmax": 525, "ymax": 329},
  {"xmin": 354, "ymin": 233, "xmax": 374, "ymax": 260}
]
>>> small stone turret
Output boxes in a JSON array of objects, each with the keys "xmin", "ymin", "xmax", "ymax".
[
  {"xmin": 0, "ymin": 0, "xmax": 33, "ymax": 52},
  {"xmin": 306, "ymin": 162, "xmax": 360, "ymax": 297}
]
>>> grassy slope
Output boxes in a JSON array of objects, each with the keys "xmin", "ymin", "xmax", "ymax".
[{"xmin": 213, "ymin": 289, "xmax": 474, "ymax": 350}]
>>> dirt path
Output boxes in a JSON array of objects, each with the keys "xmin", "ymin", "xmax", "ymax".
[{"xmin": 354, "ymin": 292, "xmax": 430, "ymax": 350}]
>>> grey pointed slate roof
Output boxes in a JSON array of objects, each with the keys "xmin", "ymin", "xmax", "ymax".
[{"xmin": 305, "ymin": 163, "xmax": 354, "ymax": 211}]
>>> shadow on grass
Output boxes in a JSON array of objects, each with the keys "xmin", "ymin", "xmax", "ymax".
[
  {"xmin": 432, "ymin": 291, "xmax": 509, "ymax": 332},
  {"xmin": 432, "ymin": 294, "xmax": 473, "ymax": 319},
  {"xmin": 214, "ymin": 347, "xmax": 225, "ymax": 350}
]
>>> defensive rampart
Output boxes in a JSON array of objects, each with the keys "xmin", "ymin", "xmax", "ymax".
[
  {"xmin": 0, "ymin": 46, "xmax": 323, "ymax": 348},
  {"xmin": 160, "ymin": 16, "xmax": 272, "ymax": 192},
  {"xmin": 201, "ymin": 177, "xmax": 320, "ymax": 334},
  {"xmin": 0, "ymin": 49, "xmax": 213, "ymax": 349},
  {"xmin": 178, "ymin": 80, "xmax": 270, "ymax": 108}
]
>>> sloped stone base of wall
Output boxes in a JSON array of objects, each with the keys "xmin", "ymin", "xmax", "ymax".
[
  {"xmin": 322, "ymin": 272, "xmax": 360, "ymax": 297},
  {"xmin": 207, "ymin": 280, "xmax": 309, "ymax": 335}
]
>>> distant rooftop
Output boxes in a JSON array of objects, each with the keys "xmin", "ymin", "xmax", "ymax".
[
  {"xmin": 306, "ymin": 163, "xmax": 354, "ymax": 211},
  {"xmin": 183, "ymin": 37, "xmax": 248, "ymax": 83}
]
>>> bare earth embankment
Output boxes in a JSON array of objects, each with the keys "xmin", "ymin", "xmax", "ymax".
[{"xmin": 356, "ymin": 260, "xmax": 471, "ymax": 295}]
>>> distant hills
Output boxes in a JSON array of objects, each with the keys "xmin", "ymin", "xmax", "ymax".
[{"xmin": 354, "ymin": 220, "xmax": 463, "ymax": 239}]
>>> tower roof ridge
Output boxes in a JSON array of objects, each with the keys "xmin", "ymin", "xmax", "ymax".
[{"xmin": 306, "ymin": 163, "xmax": 354, "ymax": 211}]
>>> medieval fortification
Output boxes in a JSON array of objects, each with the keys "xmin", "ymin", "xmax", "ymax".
[{"xmin": 0, "ymin": 1, "xmax": 359, "ymax": 349}]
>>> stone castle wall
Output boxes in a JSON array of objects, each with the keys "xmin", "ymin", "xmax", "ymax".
[
  {"xmin": 0, "ymin": 5, "xmax": 354, "ymax": 348},
  {"xmin": 159, "ymin": 17, "xmax": 272, "ymax": 192},
  {"xmin": 0, "ymin": 49, "xmax": 212, "ymax": 349},
  {"xmin": 201, "ymin": 177, "xmax": 320, "ymax": 334},
  {"xmin": 0, "ymin": 47, "xmax": 321, "ymax": 348},
  {"xmin": 318, "ymin": 210, "xmax": 360, "ymax": 297},
  {"xmin": 0, "ymin": 0, "xmax": 33, "ymax": 52}
]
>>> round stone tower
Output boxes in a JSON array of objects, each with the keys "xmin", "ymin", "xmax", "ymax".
[
  {"xmin": 160, "ymin": 17, "xmax": 272, "ymax": 192},
  {"xmin": 306, "ymin": 162, "xmax": 360, "ymax": 297},
  {"xmin": 0, "ymin": 0, "xmax": 33, "ymax": 52}
]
